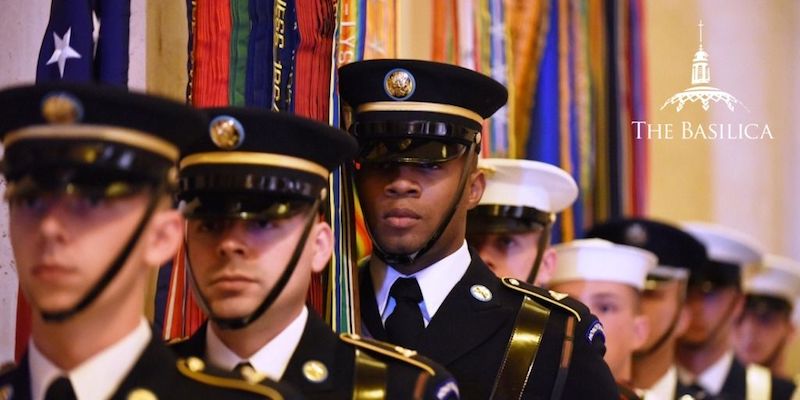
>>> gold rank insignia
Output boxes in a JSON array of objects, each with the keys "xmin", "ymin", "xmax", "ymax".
[
  {"xmin": 209, "ymin": 115, "xmax": 245, "ymax": 150},
  {"xmin": 41, "ymin": 92, "xmax": 83, "ymax": 124},
  {"xmin": 302, "ymin": 360, "xmax": 328, "ymax": 383},
  {"xmin": 127, "ymin": 388, "xmax": 158, "ymax": 400},
  {"xmin": 384, "ymin": 68, "xmax": 415, "ymax": 100}
]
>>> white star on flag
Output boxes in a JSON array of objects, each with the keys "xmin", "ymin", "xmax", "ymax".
[{"xmin": 46, "ymin": 27, "xmax": 82, "ymax": 78}]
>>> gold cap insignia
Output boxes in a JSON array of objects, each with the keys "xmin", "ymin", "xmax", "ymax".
[
  {"xmin": 41, "ymin": 92, "xmax": 83, "ymax": 124},
  {"xmin": 470, "ymin": 284, "xmax": 493, "ymax": 302},
  {"xmin": 0, "ymin": 384, "xmax": 13, "ymax": 400},
  {"xmin": 209, "ymin": 116, "xmax": 245, "ymax": 150},
  {"xmin": 625, "ymin": 223, "xmax": 648, "ymax": 246},
  {"xmin": 127, "ymin": 388, "xmax": 158, "ymax": 400},
  {"xmin": 384, "ymin": 68, "xmax": 415, "ymax": 100},
  {"xmin": 302, "ymin": 360, "xmax": 328, "ymax": 383}
]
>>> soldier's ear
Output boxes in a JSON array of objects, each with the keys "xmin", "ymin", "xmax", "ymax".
[
  {"xmin": 309, "ymin": 221, "xmax": 333, "ymax": 274},
  {"xmin": 466, "ymin": 167, "xmax": 485, "ymax": 209},
  {"xmin": 535, "ymin": 248, "xmax": 557, "ymax": 287},
  {"xmin": 143, "ymin": 208, "xmax": 184, "ymax": 269},
  {"xmin": 632, "ymin": 313, "xmax": 650, "ymax": 352}
]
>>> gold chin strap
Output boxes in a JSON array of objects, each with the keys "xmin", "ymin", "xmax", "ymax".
[
  {"xmin": 353, "ymin": 349, "xmax": 388, "ymax": 400},
  {"xmin": 746, "ymin": 364, "xmax": 771, "ymax": 400},
  {"xmin": 490, "ymin": 296, "xmax": 551, "ymax": 399}
]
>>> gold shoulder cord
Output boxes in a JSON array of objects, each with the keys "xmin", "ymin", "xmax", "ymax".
[
  {"xmin": 745, "ymin": 363, "xmax": 771, "ymax": 400},
  {"xmin": 175, "ymin": 359, "xmax": 284, "ymax": 399},
  {"xmin": 490, "ymin": 296, "xmax": 551, "ymax": 399},
  {"xmin": 353, "ymin": 349, "xmax": 388, "ymax": 400}
]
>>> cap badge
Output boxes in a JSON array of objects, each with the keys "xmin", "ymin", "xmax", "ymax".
[
  {"xmin": 302, "ymin": 360, "xmax": 329, "ymax": 383},
  {"xmin": 209, "ymin": 115, "xmax": 245, "ymax": 150},
  {"xmin": 384, "ymin": 68, "xmax": 415, "ymax": 100},
  {"xmin": 41, "ymin": 92, "xmax": 83, "ymax": 124},
  {"xmin": 470, "ymin": 285, "xmax": 493, "ymax": 302},
  {"xmin": 127, "ymin": 388, "xmax": 158, "ymax": 400},
  {"xmin": 625, "ymin": 223, "xmax": 648, "ymax": 246}
]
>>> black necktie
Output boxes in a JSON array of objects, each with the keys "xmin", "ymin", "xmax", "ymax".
[
  {"xmin": 44, "ymin": 376, "xmax": 77, "ymax": 400},
  {"xmin": 385, "ymin": 277, "xmax": 425, "ymax": 349},
  {"xmin": 685, "ymin": 382, "xmax": 715, "ymax": 400}
]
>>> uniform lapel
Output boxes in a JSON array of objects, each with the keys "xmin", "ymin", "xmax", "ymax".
[
  {"xmin": 112, "ymin": 330, "xmax": 180, "ymax": 398},
  {"xmin": 0, "ymin": 354, "xmax": 32, "ymax": 400},
  {"xmin": 359, "ymin": 266, "xmax": 388, "ymax": 341},
  {"xmin": 283, "ymin": 312, "xmax": 344, "ymax": 394},
  {"xmin": 720, "ymin": 357, "xmax": 746, "ymax": 398},
  {"xmin": 416, "ymin": 254, "xmax": 514, "ymax": 366}
]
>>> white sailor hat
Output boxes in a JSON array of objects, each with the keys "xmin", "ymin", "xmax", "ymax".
[
  {"xmin": 745, "ymin": 254, "xmax": 800, "ymax": 304},
  {"xmin": 551, "ymin": 239, "xmax": 657, "ymax": 290},
  {"xmin": 467, "ymin": 158, "xmax": 578, "ymax": 234},
  {"xmin": 681, "ymin": 222, "xmax": 764, "ymax": 290}
]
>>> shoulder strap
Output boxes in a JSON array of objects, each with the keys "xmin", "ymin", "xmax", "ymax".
[
  {"xmin": 490, "ymin": 295, "xmax": 551, "ymax": 399},
  {"xmin": 340, "ymin": 333, "xmax": 436, "ymax": 375},
  {"xmin": 745, "ymin": 363, "xmax": 771, "ymax": 400},
  {"xmin": 176, "ymin": 357, "xmax": 284, "ymax": 399},
  {"xmin": 353, "ymin": 349, "xmax": 388, "ymax": 400},
  {"xmin": 501, "ymin": 277, "xmax": 582, "ymax": 322}
]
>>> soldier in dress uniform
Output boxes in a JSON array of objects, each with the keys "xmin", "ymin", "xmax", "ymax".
[
  {"xmin": 169, "ymin": 107, "xmax": 460, "ymax": 400},
  {"xmin": 586, "ymin": 218, "xmax": 708, "ymax": 400},
  {"xmin": 549, "ymin": 239, "xmax": 654, "ymax": 398},
  {"xmin": 0, "ymin": 83, "xmax": 299, "ymax": 400},
  {"xmin": 678, "ymin": 222, "xmax": 797, "ymax": 400},
  {"xmin": 734, "ymin": 254, "xmax": 800, "ymax": 380},
  {"xmin": 339, "ymin": 58, "xmax": 619, "ymax": 399},
  {"xmin": 465, "ymin": 158, "xmax": 578, "ymax": 286}
]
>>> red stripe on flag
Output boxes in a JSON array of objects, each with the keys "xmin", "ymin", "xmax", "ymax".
[{"xmin": 191, "ymin": 0, "xmax": 231, "ymax": 107}]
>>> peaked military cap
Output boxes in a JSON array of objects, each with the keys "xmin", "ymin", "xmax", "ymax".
[
  {"xmin": 178, "ymin": 107, "xmax": 358, "ymax": 219},
  {"xmin": 0, "ymin": 83, "xmax": 203, "ymax": 198},
  {"xmin": 586, "ymin": 218, "xmax": 708, "ymax": 287},
  {"xmin": 552, "ymin": 238, "xmax": 657, "ymax": 290},
  {"xmin": 338, "ymin": 59, "xmax": 507, "ymax": 163},
  {"xmin": 468, "ymin": 158, "xmax": 577, "ymax": 234},
  {"xmin": 681, "ymin": 221, "xmax": 764, "ymax": 291},
  {"xmin": 744, "ymin": 254, "xmax": 800, "ymax": 315}
]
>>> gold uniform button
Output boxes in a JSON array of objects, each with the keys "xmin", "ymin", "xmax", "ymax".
[
  {"xmin": 127, "ymin": 388, "xmax": 158, "ymax": 400},
  {"xmin": 302, "ymin": 360, "xmax": 329, "ymax": 383},
  {"xmin": 0, "ymin": 384, "xmax": 13, "ymax": 400},
  {"xmin": 508, "ymin": 278, "xmax": 520, "ymax": 286},
  {"xmin": 470, "ymin": 284, "xmax": 493, "ymax": 302},
  {"xmin": 186, "ymin": 357, "xmax": 205, "ymax": 372}
]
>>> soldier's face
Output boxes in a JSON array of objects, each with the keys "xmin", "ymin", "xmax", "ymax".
[
  {"xmin": 639, "ymin": 281, "xmax": 690, "ymax": 351},
  {"xmin": 681, "ymin": 286, "xmax": 743, "ymax": 346},
  {"xmin": 551, "ymin": 280, "xmax": 648, "ymax": 381},
  {"xmin": 9, "ymin": 191, "xmax": 158, "ymax": 317},
  {"xmin": 733, "ymin": 309, "xmax": 794, "ymax": 366},
  {"xmin": 185, "ymin": 214, "xmax": 331, "ymax": 325},
  {"xmin": 468, "ymin": 231, "xmax": 554, "ymax": 286},
  {"xmin": 354, "ymin": 156, "xmax": 484, "ymax": 270}
]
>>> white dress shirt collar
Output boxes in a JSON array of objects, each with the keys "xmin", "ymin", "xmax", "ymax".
[
  {"xmin": 642, "ymin": 365, "xmax": 678, "ymax": 400},
  {"xmin": 372, "ymin": 241, "xmax": 471, "ymax": 326},
  {"xmin": 678, "ymin": 350, "xmax": 734, "ymax": 396},
  {"xmin": 29, "ymin": 319, "xmax": 151, "ymax": 400},
  {"xmin": 206, "ymin": 306, "xmax": 308, "ymax": 381}
]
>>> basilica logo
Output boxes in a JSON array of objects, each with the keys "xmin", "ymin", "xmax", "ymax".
[{"xmin": 633, "ymin": 20, "xmax": 773, "ymax": 141}]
